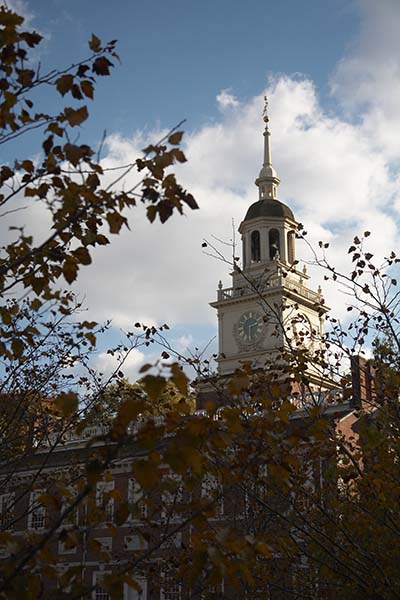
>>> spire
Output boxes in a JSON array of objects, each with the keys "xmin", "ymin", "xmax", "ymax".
[{"xmin": 255, "ymin": 96, "xmax": 280, "ymax": 200}]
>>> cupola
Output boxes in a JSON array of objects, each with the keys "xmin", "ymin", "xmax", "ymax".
[{"xmin": 239, "ymin": 96, "xmax": 297, "ymax": 269}]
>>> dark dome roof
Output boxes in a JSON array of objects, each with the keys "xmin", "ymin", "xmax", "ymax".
[{"xmin": 244, "ymin": 199, "xmax": 294, "ymax": 222}]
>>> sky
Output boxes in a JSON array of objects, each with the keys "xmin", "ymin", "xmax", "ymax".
[{"xmin": 3, "ymin": 0, "xmax": 400, "ymax": 381}]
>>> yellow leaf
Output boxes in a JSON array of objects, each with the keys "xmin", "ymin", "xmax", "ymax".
[
  {"xmin": 140, "ymin": 374, "xmax": 167, "ymax": 401},
  {"xmin": 54, "ymin": 391, "xmax": 78, "ymax": 416},
  {"xmin": 170, "ymin": 363, "xmax": 188, "ymax": 395},
  {"xmin": 134, "ymin": 460, "xmax": 159, "ymax": 489}
]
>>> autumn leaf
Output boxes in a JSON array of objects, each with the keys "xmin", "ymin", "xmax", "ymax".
[
  {"xmin": 81, "ymin": 79, "xmax": 94, "ymax": 99},
  {"xmin": 106, "ymin": 211, "xmax": 125, "ymax": 234},
  {"xmin": 62, "ymin": 257, "xmax": 78, "ymax": 283},
  {"xmin": 54, "ymin": 391, "xmax": 78, "ymax": 416},
  {"xmin": 168, "ymin": 131, "xmax": 184, "ymax": 145},
  {"xmin": 73, "ymin": 246, "xmax": 92, "ymax": 265},
  {"xmin": 56, "ymin": 74, "xmax": 74, "ymax": 96},
  {"xmin": 92, "ymin": 56, "xmax": 113, "ymax": 76},
  {"xmin": 140, "ymin": 374, "xmax": 167, "ymax": 400},
  {"xmin": 89, "ymin": 33, "xmax": 102, "ymax": 52},
  {"xmin": 64, "ymin": 105, "xmax": 89, "ymax": 127},
  {"xmin": 170, "ymin": 363, "xmax": 188, "ymax": 395},
  {"xmin": 11, "ymin": 337, "xmax": 24, "ymax": 358}
]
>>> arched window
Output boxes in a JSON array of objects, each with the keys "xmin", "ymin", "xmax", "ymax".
[
  {"xmin": 269, "ymin": 229, "xmax": 280, "ymax": 260},
  {"xmin": 251, "ymin": 230, "xmax": 261, "ymax": 262},
  {"xmin": 287, "ymin": 231, "xmax": 295, "ymax": 264}
]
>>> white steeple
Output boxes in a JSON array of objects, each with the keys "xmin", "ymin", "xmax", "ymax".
[
  {"xmin": 255, "ymin": 96, "xmax": 280, "ymax": 200},
  {"xmin": 208, "ymin": 98, "xmax": 329, "ymax": 378}
]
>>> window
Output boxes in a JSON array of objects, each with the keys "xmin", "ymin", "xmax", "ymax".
[
  {"xmin": 61, "ymin": 488, "xmax": 79, "ymax": 527},
  {"xmin": 94, "ymin": 537, "xmax": 112, "ymax": 552},
  {"xmin": 161, "ymin": 474, "xmax": 184, "ymax": 521},
  {"xmin": 160, "ymin": 531, "xmax": 182, "ymax": 550},
  {"xmin": 28, "ymin": 490, "xmax": 46, "ymax": 530},
  {"xmin": 202, "ymin": 475, "xmax": 223, "ymax": 518},
  {"xmin": 124, "ymin": 534, "xmax": 148, "ymax": 551},
  {"xmin": 269, "ymin": 229, "xmax": 280, "ymax": 260},
  {"xmin": 0, "ymin": 493, "xmax": 14, "ymax": 530},
  {"xmin": 124, "ymin": 578, "xmax": 147, "ymax": 599},
  {"xmin": 203, "ymin": 579, "xmax": 224, "ymax": 598},
  {"xmin": 287, "ymin": 230, "xmax": 295, "ymax": 264},
  {"xmin": 128, "ymin": 479, "xmax": 147, "ymax": 521},
  {"xmin": 96, "ymin": 481, "xmax": 114, "ymax": 522},
  {"xmin": 58, "ymin": 539, "xmax": 77, "ymax": 555},
  {"xmin": 160, "ymin": 570, "xmax": 182, "ymax": 600},
  {"xmin": 251, "ymin": 230, "xmax": 261, "ymax": 262},
  {"xmin": 244, "ymin": 465, "xmax": 268, "ymax": 521},
  {"xmin": 93, "ymin": 572, "xmax": 111, "ymax": 600}
]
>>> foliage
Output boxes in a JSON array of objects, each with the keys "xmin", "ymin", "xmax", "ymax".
[
  {"xmin": 0, "ymin": 6, "xmax": 400, "ymax": 600},
  {"xmin": 0, "ymin": 6, "xmax": 199, "ymax": 597}
]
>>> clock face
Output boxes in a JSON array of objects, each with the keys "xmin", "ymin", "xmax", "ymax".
[{"xmin": 237, "ymin": 311, "xmax": 263, "ymax": 343}]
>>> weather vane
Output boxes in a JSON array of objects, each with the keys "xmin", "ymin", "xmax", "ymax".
[{"xmin": 263, "ymin": 95, "xmax": 269, "ymax": 123}]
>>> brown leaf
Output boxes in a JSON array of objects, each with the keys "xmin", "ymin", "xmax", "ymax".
[
  {"xmin": 168, "ymin": 131, "xmax": 184, "ymax": 145},
  {"xmin": 11, "ymin": 338, "xmax": 24, "ymax": 359},
  {"xmin": 93, "ymin": 56, "xmax": 113, "ymax": 76},
  {"xmin": 64, "ymin": 105, "xmax": 89, "ymax": 127},
  {"xmin": 62, "ymin": 257, "xmax": 78, "ymax": 283},
  {"xmin": 106, "ymin": 212, "xmax": 125, "ymax": 234},
  {"xmin": 47, "ymin": 122, "xmax": 64, "ymax": 137},
  {"xmin": 56, "ymin": 74, "xmax": 74, "ymax": 96},
  {"xmin": 89, "ymin": 33, "xmax": 102, "ymax": 52},
  {"xmin": 73, "ymin": 246, "xmax": 91, "ymax": 265},
  {"xmin": 81, "ymin": 80, "xmax": 94, "ymax": 99}
]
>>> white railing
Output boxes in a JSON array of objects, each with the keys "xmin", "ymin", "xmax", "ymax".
[
  {"xmin": 288, "ymin": 389, "xmax": 343, "ymax": 410},
  {"xmin": 39, "ymin": 417, "xmax": 167, "ymax": 451},
  {"xmin": 217, "ymin": 274, "xmax": 321, "ymax": 304},
  {"xmin": 217, "ymin": 273, "xmax": 282, "ymax": 301}
]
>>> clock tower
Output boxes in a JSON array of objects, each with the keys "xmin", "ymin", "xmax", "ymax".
[{"xmin": 211, "ymin": 98, "xmax": 328, "ymax": 376}]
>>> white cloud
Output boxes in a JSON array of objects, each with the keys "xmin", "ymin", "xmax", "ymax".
[
  {"xmin": 94, "ymin": 348, "xmax": 146, "ymax": 381},
  {"xmin": 216, "ymin": 89, "xmax": 240, "ymax": 110},
  {"xmin": 0, "ymin": 0, "xmax": 34, "ymax": 24},
  {"xmin": 75, "ymin": 62, "xmax": 399, "ymax": 331},
  {"xmin": 331, "ymin": 0, "xmax": 400, "ymax": 161},
  {"xmin": 174, "ymin": 334, "xmax": 194, "ymax": 353}
]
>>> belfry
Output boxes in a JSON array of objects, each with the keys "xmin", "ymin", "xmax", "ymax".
[{"xmin": 211, "ymin": 97, "xmax": 328, "ymax": 377}]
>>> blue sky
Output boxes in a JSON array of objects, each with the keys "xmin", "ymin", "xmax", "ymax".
[
  {"xmin": 26, "ymin": 0, "xmax": 356, "ymax": 140},
  {"xmin": 5, "ymin": 0, "xmax": 400, "ymax": 380}
]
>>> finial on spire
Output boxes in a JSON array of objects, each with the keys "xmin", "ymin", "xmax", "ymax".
[
  {"xmin": 263, "ymin": 95, "xmax": 269, "ymax": 124},
  {"xmin": 255, "ymin": 95, "xmax": 280, "ymax": 200}
]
